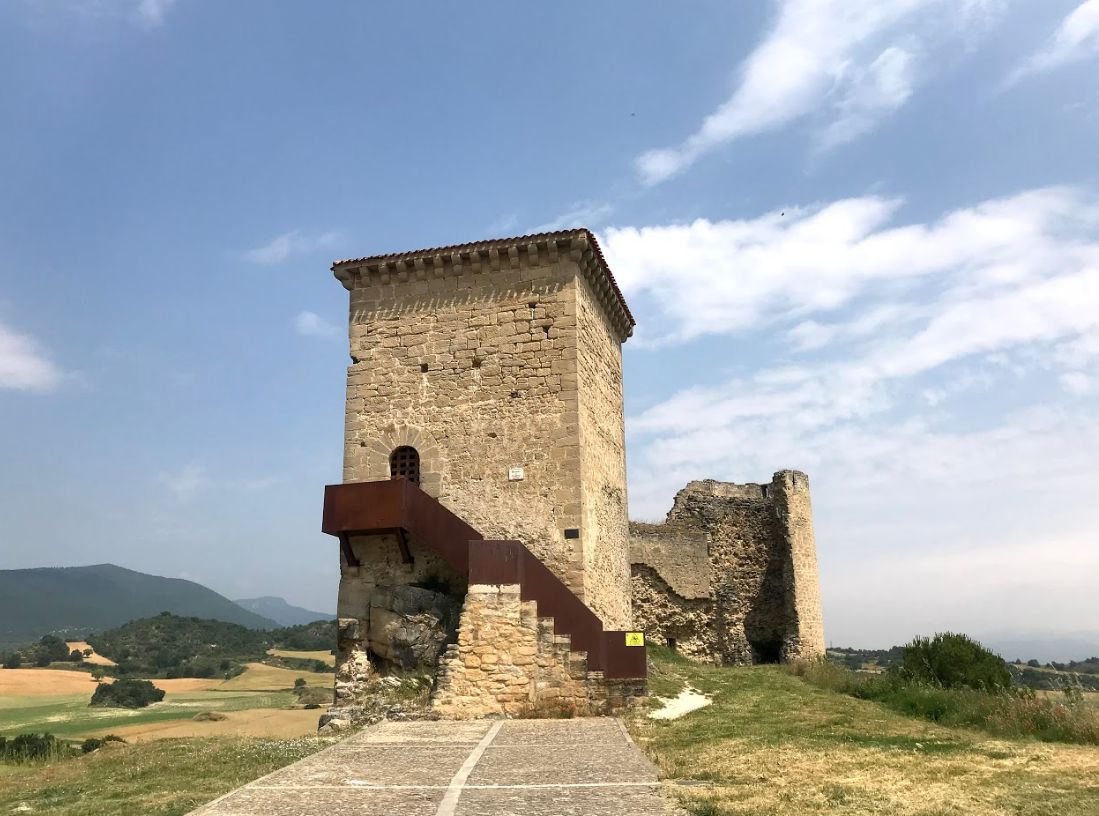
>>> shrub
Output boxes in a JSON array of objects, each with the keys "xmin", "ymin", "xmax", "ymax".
[
  {"xmin": 894, "ymin": 633, "xmax": 1012, "ymax": 691},
  {"xmin": 80, "ymin": 735, "xmax": 126, "ymax": 754},
  {"xmin": 0, "ymin": 733, "xmax": 70, "ymax": 762},
  {"xmin": 90, "ymin": 679, "xmax": 165, "ymax": 708}
]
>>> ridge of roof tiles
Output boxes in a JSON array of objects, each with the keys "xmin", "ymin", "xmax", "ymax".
[{"xmin": 331, "ymin": 227, "xmax": 634, "ymax": 328}]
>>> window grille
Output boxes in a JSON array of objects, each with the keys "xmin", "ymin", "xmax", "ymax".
[{"xmin": 389, "ymin": 446, "xmax": 420, "ymax": 486}]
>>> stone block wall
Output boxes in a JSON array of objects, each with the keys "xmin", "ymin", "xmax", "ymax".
[
  {"xmin": 334, "ymin": 233, "xmax": 632, "ymax": 629},
  {"xmin": 630, "ymin": 471, "xmax": 825, "ymax": 665},
  {"xmin": 431, "ymin": 583, "xmax": 646, "ymax": 719}
]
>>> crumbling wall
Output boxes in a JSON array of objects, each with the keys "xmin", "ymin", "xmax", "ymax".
[{"xmin": 629, "ymin": 471, "xmax": 825, "ymax": 665}]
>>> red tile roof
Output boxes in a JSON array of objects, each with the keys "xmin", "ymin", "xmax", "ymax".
[{"xmin": 332, "ymin": 227, "xmax": 635, "ymax": 330}]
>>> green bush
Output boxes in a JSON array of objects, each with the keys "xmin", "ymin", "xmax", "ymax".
[
  {"xmin": 0, "ymin": 733, "xmax": 72, "ymax": 762},
  {"xmin": 894, "ymin": 633, "xmax": 1012, "ymax": 691},
  {"xmin": 80, "ymin": 735, "xmax": 126, "ymax": 754},
  {"xmin": 788, "ymin": 653, "xmax": 1099, "ymax": 744},
  {"xmin": 90, "ymin": 679, "xmax": 166, "ymax": 708}
]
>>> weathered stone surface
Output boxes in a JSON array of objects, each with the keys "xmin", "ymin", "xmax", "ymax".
[
  {"xmin": 335, "ymin": 231, "xmax": 632, "ymax": 630},
  {"xmin": 630, "ymin": 471, "xmax": 825, "ymax": 665}
]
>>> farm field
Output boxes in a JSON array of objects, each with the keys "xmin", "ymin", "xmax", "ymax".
[
  {"xmin": 0, "ymin": 662, "xmax": 330, "ymax": 741},
  {"xmin": 268, "ymin": 648, "xmax": 335, "ymax": 666},
  {"xmin": 65, "ymin": 640, "xmax": 116, "ymax": 666}
]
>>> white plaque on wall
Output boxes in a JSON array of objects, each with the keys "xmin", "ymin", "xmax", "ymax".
[{"xmin": 508, "ymin": 467, "xmax": 525, "ymax": 481}]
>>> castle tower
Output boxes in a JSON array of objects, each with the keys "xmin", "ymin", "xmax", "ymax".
[{"xmin": 331, "ymin": 228, "xmax": 635, "ymax": 630}]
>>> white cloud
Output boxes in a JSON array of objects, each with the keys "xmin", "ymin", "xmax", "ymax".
[
  {"xmin": 244, "ymin": 230, "xmax": 341, "ymax": 265},
  {"xmin": 817, "ymin": 45, "xmax": 916, "ymax": 151},
  {"xmin": 1060, "ymin": 371, "xmax": 1096, "ymax": 394},
  {"xmin": 0, "ymin": 320, "xmax": 61, "ymax": 391},
  {"xmin": 1008, "ymin": 0, "xmax": 1099, "ymax": 84},
  {"xmin": 614, "ymin": 186, "xmax": 1099, "ymax": 644},
  {"xmin": 294, "ymin": 310, "xmax": 339, "ymax": 338},
  {"xmin": 635, "ymin": 0, "xmax": 999, "ymax": 184},
  {"xmin": 601, "ymin": 186, "xmax": 1099, "ymax": 346}
]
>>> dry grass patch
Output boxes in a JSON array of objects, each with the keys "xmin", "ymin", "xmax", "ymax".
[
  {"xmin": 219, "ymin": 663, "xmax": 331, "ymax": 692},
  {"xmin": 86, "ymin": 708, "xmax": 321, "ymax": 742},
  {"xmin": 0, "ymin": 669, "xmax": 99, "ymax": 697},
  {"xmin": 65, "ymin": 641, "xmax": 117, "ymax": 666},
  {"xmin": 629, "ymin": 649, "xmax": 1099, "ymax": 816},
  {"xmin": 268, "ymin": 649, "xmax": 335, "ymax": 666}
]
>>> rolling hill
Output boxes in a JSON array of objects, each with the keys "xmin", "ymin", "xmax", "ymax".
[
  {"xmin": 0, "ymin": 564, "xmax": 278, "ymax": 649},
  {"xmin": 233, "ymin": 596, "xmax": 334, "ymax": 627}
]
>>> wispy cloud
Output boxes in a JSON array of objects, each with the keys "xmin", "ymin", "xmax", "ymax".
[
  {"xmin": 611, "ymin": 185, "xmax": 1099, "ymax": 642},
  {"xmin": 158, "ymin": 464, "xmax": 206, "ymax": 498},
  {"xmin": 0, "ymin": 320, "xmax": 62, "ymax": 392},
  {"xmin": 41, "ymin": 0, "xmax": 180, "ymax": 27},
  {"xmin": 158, "ymin": 464, "xmax": 282, "ymax": 499},
  {"xmin": 528, "ymin": 201, "xmax": 614, "ymax": 233},
  {"xmin": 635, "ymin": 0, "xmax": 999, "ymax": 184},
  {"xmin": 1006, "ymin": 0, "xmax": 1099, "ymax": 85},
  {"xmin": 244, "ymin": 230, "xmax": 341, "ymax": 265},
  {"xmin": 136, "ymin": 0, "xmax": 176, "ymax": 25},
  {"xmin": 601, "ymin": 186, "xmax": 1099, "ymax": 347},
  {"xmin": 294, "ymin": 310, "xmax": 339, "ymax": 338}
]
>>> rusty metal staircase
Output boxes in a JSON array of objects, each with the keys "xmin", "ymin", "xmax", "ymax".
[{"xmin": 321, "ymin": 479, "xmax": 646, "ymax": 679}]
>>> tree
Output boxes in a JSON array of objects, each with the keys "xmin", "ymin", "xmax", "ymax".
[
  {"xmin": 37, "ymin": 635, "xmax": 70, "ymax": 663},
  {"xmin": 69, "ymin": 650, "xmax": 84, "ymax": 662},
  {"xmin": 894, "ymin": 633, "xmax": 1013, "ymax": 692},
  {"xmin": 34, "ymin": 652, "xmax": 51, "ymax": 668},
  {"xmin": 1026, "ymin": 659, "xmax": 1041, "ymax": 668},
  {"xmin": 2, "ymin": 653, "xmax": 20, "ymax": 669},
  {"xmin": 293, "ymin": 677, "xmax": 307, "ymax": 689},
  {"xmin": 90, "ymin": 679, "xmax": 165, "ymax": 709}
]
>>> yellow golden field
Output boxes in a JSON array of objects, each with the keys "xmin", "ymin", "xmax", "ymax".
[
  {"xmin": 267, "ymin": 649, "xmax": 335, "ymax": 666},
  {"xmin": 63, "ymin": 641, "xmax": 116, "ymax": 666}
]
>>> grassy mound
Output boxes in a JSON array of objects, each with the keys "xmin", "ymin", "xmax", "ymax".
[
  {"xmin": 628, "ymin": 647, "xmax": 1099, "ymax": 816},
  {"xmin": 0, "ymin": 737, "xmax": 325, "ymax": 816}
]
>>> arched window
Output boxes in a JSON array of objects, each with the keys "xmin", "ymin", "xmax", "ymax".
[{"xmin": 389, "ymin": 446, "xmax": 420, "ymax": 486}]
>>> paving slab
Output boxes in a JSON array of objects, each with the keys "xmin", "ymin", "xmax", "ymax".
[{"xmin": 189, "ymin": 718, "xmax": 680, "ymax": 816}]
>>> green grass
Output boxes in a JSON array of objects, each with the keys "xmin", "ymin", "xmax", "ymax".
[
  {"xmin": 0, "ymin": 737, "xmax": 326, "ymax": 816},
  {"xmin": 629, "ymin": 649, "xmax": 1099, "ymax": 815},
  {"xmin": 790, "ymin": 658, "xmax": 1099, "ymax": 744},
  {"xmin": 0, "ymin": 690, "xmax": 295, "ymax": 738}
]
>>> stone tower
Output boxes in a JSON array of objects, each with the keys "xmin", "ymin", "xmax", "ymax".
[{"xmin": 331, "ymin": 228, "xmax": 635, "ymax": 630}]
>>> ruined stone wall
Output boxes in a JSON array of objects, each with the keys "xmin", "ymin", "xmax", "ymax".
[
  {"xmin": 772, "ymin": 471, "xmax": 826, "ymax": 659},
  {"xmin": 575, "ymin": 274, "xmax": 631, "ymax": 629},
  {"xmin": 629, "ymin": 471, "xmax": 825, "ymax": 665}
]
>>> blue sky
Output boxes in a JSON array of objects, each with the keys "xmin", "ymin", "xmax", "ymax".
[{"xmin": 2, "ymin": 1, "xmax": 1098, "ymax": 647}]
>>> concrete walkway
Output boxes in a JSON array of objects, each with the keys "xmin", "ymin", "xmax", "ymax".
[{"xmin": 190, "ymin": 718, "xmax": 681, "ymax": 816}]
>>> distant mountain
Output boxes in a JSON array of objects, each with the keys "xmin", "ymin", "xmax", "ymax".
[
  {"xmin": 0, "ymin": 564, "xmax": 278, "ymax": 649},
  {"xmin": 234, "ymin": 596, "xmax": 335, "ymax": 627},
  {"xmin": 976, "ymin": 633, "xmax": 1099, "ymax": 665}
]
